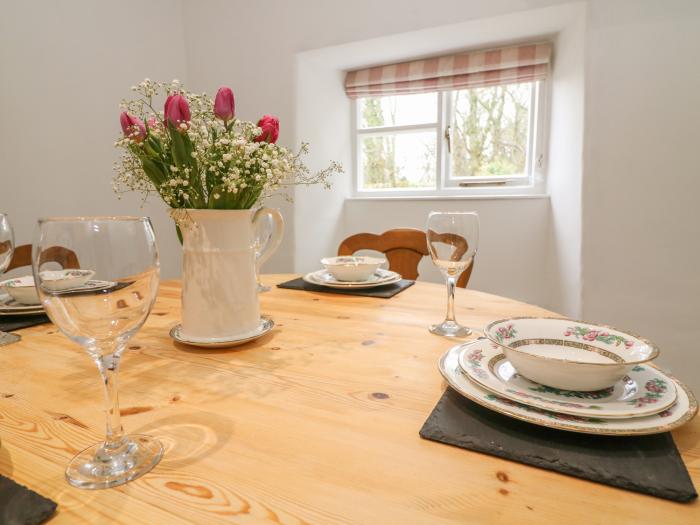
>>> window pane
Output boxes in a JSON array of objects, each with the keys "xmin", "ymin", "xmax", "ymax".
[
  {"xmin": 359, "ymin": 93, "xmax": 437, "ymax": 128},
  {"xmin": 360, "ymin": 132, "xmax": 436, "ymax": 190},
  {"xmin": 450, "ymin": 82, "xmax": 532, "ymax": 178}
]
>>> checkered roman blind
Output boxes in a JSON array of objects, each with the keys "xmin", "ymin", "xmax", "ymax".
[{"xmin": 344, "ymin": 42, "xmax": 552, "ymax": 99}]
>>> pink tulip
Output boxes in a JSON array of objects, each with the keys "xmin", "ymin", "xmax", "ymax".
[
  {"xmin": 119, "ymin": 112, "xmax": 146, "ymax": 142},
  {"xmin": 164, "ymin": 94, "xmax": 191, "ymax": 129},
  {"xmin": 214, "ymin": 87, "xmax": 235, "ymax": 122},
  {"xmin": 255, "ymin": 115, "xmax": 279, "ymax": 143}
]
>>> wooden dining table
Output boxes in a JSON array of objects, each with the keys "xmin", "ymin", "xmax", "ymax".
[{"xmin": 0, "ymin": 275, "xmax": 697, "ymax": 524}]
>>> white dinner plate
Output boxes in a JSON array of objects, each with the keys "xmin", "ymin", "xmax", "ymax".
[
  {"xmin": 458, "ymin": 339, "xmax": 677, "ymax": 418},
  {"xmin": 303, "ymin": 269, "xmax": 401, "ymax": 289},
  {"xmin": 0, "ymin": 280, "xmax": 116, "ymax": 317},
  {"xmin": 440, "ymin": 341, "xmax": 697, "ymax": 436},
  {"xmin": 0, "ymin": 293, "xmax": 44, "ymax": 316}
]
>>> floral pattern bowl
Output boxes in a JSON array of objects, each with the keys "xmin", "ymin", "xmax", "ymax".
[
  {"xmin": 39, "ymin": 269, "xmax": 95, "ymax": 291},
  {"xmin": 320, "ymin": 256, "xmax": 386, "ymax": 282},
  {"xmin": 484, "ymin": 317, "xmax": 660, "ymax": 391},
  {"xmin": 0, "ymin": 275, "xmax": 40, "ymax": 305}
]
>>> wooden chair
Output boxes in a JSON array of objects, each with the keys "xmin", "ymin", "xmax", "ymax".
[
  {"xmin": 337, "ymin": 228, "xmax": 473, "ymax": 288},
  {"xmin": 6, "ymin": 244, "xmax": 80, "ymax": 272}
]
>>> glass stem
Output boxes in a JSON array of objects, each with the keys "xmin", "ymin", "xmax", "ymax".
[
  {"xmin": 445, "ymin": 276, "xmax": 457, "ymax": 323},
  {"xmin": 95, "ymin": 350, "xmax": 126, "ymax": 453}
]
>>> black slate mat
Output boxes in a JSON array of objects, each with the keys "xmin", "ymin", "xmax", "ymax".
[
  {"xmin": 420, "ymin": 387, "xmax": 697, "ymax": 503},
  {"xmin": 0, "ymin": 475, "xmax": 57, "ymax": 524},
  {"xmin": 0, "ymin": 314, "xmax": 51, "ymax": 333},
  {"xmin": 277, "ymin": 277, "xmax": 415, "ymax": 298}
]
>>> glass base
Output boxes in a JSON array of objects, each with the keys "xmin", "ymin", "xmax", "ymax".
[
  {"xmin": 257, "ymin": 283, "xmax": 271, "ymax": 293},
  {"xmin": 429, "ymin": 320, "xmax": 472, "ymax": 338},
  {"xmin": 65, "ymin": 434, "xmax": 163, "ymax": 490}
]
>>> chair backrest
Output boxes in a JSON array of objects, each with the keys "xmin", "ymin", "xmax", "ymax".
[
  {"xmin": 7, "ymin": 244, "xmax": 80, "ymax": 273},
  {"xmin": 338, "ymin": 228, "xmax": 473, "ymax": 288}
]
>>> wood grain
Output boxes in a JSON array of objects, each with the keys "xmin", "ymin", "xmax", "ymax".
[{"xmin": 0, "ymin": 275, "xmax": 697, "ymax": 524}]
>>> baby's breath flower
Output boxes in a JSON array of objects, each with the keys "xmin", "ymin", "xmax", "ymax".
[{"xmin": 113, "ymin": 79, "xmax": 343, "ymax": 209}]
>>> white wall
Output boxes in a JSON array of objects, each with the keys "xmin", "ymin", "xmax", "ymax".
[
  {"xmin": 545, "ymin": 10, "xmax": 585, "ymax": 317},
  {"xmin": 0, "ymin": 0, "xmax": 187, "ymax": 279},
  {"xmin": 343, "ymin": 198, "xmax": 552, "ymax": 306},
  {"xmin": 581, "ymin": 0, "xmax": 700, "ymax": 380}
]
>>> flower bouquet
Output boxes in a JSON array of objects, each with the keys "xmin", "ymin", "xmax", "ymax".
[
  {"xmin": 114, "ymin": 79, "xmax": 341, "ymax": 211},
  {"xmin": 113, "ymin": 79, "xmax": 342, "ymax": 343}
]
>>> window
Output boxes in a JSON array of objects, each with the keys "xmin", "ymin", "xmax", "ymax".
[
  {"xmin": 353, "ymin": 79, "xmax": 546, "ymax": 196},
  {"xmin": 345, "ymin": 41, "xmax": 552, "ymax": 197}
]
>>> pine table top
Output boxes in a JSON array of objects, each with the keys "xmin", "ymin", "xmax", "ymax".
[{"xmin": 0, "ymin": 275, "xmax": 697, "ymax": 523}]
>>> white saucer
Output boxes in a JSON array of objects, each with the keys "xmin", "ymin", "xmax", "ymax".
[
  {"xmin": 169, "ymin": 315, "xmax": 274, "ymax": 348},
  {"xmin": 458, "ymin": 339, "xmax": 677, "ymax": 419},
  {"xmin": 303, "ymin": 269, "xmax": 402, "ymax": 289}
]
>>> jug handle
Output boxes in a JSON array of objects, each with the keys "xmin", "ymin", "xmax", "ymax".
[{"xmin": 252, "ymin": 207, "xmax": 285, "ymax": 267}]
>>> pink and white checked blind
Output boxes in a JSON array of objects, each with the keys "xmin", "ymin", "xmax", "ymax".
[{"xmin": 344, "ymin": 42, "xmax": 552, "ymax": 99}]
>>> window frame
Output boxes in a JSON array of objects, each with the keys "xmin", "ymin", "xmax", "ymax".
[{"xmin": 351, "ymin": 80, "xmax": 549, "ymax": 198}]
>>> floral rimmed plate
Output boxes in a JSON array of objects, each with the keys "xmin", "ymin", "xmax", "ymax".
[
  {"xmin": 458, "ymin": 339, "xmax": 677, "ymax": 418},
  {"xmin": 440, "ymin": 341, "xmax": 697, "ymax": 436},
  {"xmin": 303, "ymin": 269, "xmax": 401, "ymax": 289},
  {"xmin": 0, "ymin": 293, "xmax": 44, "ymax": 316}
]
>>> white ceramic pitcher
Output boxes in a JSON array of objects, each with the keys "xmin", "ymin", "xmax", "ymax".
[{"xmin": 178, "ymin": 208, "xmax": 284, "ymax": 341}]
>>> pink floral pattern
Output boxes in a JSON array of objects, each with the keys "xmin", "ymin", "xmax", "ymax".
[
  {"xmin": 464, "ymin": 349, "xmax": 488, "ymax": 380},
  {"xmin": 505, "ymin": 388, "xmax": 600, "ymax": 409},
  {"xmin": 528, "ymin": 383, "xmax": 614, "ymax": 400},
  {"xmin": 484, "ymin": 394, "xmax": 606, "ymax": 424},
  {"xmin": 494, "ymin": 324, "xmax": 517, "ymax": 344},
  {"xmin": 627, "ymin": 378, "xmax": 668, "ymax": 408},
  {"xmin": 564, "ymin": 326, "xmax": 634, "ymax": 348}
]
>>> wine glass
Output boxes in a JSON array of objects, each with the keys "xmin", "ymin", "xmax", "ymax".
[
  {"xmin": 0, "ymin": 213, "xmax": 20, "ymax": 345},
  {"xmin": 33, "ymin": 216, "xmax": 162, "ymax": 489},
  {"xmin": 0, "ymin": 214, "xmax": 13, "ymax": 273},
  {"xmin": 426, "ymin": 211, "xmax": 479, "ymax": 337}
]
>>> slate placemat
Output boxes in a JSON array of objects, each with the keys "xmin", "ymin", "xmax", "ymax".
[
  {"xmin": 277, "ymin": 277, "xmax": 415, "ymax": 298},
  {"xmin": 0, "ymin": 314, "xmax": 51, "ymax": 333},
  {"xmin": 420, "ymin": 387, "xmax": 697, "ymax": 502},
  {"xmin": 0, "ymin": 475, "xmax": 57, "ymax": 524}
]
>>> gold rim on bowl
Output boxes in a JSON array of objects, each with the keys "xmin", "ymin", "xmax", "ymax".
[{"xmin": 483, "ymin": 316, "xmax": 661, "ymax": 367}]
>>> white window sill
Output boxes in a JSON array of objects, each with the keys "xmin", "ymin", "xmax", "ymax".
[{"xmin": 346, "ymin": 193, "xmax": 549, "ymax": 202}]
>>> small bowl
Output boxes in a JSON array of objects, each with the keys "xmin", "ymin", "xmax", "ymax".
[
  {"xmin": 0, "ymin": 276, "xmax": 40, "ymax": 305},
  {"xmin": 484, "ymin": 317, "xmax": 660, "ymax": 391},
  {"xmin": 320, "ymin": 256, "xmax": 386, "ymax": 282},
  {"xmin": 39, "ymin": 269, "xmax": 95, "ymax": 291}
]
